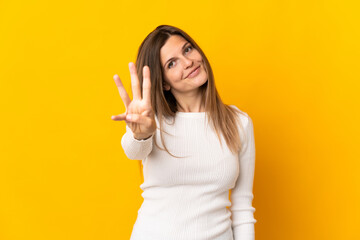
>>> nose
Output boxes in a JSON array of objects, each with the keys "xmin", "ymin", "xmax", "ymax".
[{"xmin": 182, "ymin": 56, "xmax": 193, "ymax": 69}]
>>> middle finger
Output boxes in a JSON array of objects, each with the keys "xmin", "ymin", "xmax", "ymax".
[{"xmin": 113, "ymin": 74, "xmax": 131, "ymax": 108}]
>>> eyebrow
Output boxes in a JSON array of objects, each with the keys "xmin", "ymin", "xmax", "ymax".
[{"xmin": 163, "ymin": 42, "xmax": 190, "ymax": 68}]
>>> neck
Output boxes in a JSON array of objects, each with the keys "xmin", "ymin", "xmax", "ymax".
[{"xmin": 172, "ymin": 89, "xmax": 205, "ymax": 112}]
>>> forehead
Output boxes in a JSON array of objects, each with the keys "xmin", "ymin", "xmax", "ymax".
[{"xmin": 160, "ymin": 35, "xmax": 188, "ymax": 64}]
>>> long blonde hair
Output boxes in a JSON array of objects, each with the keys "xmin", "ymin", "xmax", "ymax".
[{"xmin": 134, "ymin": 25, "xmax": 246, "ymax": 162}]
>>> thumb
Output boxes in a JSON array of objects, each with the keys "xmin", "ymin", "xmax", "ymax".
[{"xmin": 111, "ymin": 113, "xmax": 126, "ymax": 121}]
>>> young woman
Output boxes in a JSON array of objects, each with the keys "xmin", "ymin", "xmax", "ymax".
[{"xmin": 111, "ymin": 25, "xmax": 257, "ymax": 240}]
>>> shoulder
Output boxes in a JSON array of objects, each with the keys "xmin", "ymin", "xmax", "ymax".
[
  {"xmin": 228, "ymin": 104, "xmax": 252, "ymax": 129},
  {"xmin": 229, "ymin": 105, "xmax": 255, "ymax": 155}
]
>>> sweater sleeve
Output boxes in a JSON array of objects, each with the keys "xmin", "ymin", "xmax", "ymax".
[
  {"xmin": 230, "ymin": 113, "xmax": 257, "ymax": 240},
  {"xmin": 120, "ymin": 124, "xmax": 154, "ymax": 161}
]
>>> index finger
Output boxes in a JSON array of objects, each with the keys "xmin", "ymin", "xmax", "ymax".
[
  {"xmin": 113, "ymin": 74, "xmax": 131, "ymax": 108},
  {"xmin": 129, "ymin": 62, "xmax": 142, "ymax": 100}
]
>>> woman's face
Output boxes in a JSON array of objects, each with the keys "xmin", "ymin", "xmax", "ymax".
[{"xmin": 160, "ymin": 35, "xmax": 208, "ymax": 94}]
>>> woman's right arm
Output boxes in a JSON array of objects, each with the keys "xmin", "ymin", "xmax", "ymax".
[
  {"xmin": 121, "ymin": 124, "xmax": 154, "ymax": 160},
  {"xmin": 111, "ymin": 62, "xmax": 156, "ymax": 160}
]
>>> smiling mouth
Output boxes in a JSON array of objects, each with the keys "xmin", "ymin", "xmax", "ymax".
[{"xmin": 185, "ymin": 66, "xmax": 200, "ymax": 79}]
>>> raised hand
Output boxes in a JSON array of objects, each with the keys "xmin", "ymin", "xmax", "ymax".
[{"xmin": 112, "ymin": 62, "xmax": 156, "ymax": 140}]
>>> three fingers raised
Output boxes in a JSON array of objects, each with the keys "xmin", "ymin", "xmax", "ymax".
[{"xmin": 112, "ymin": 63, "xmax": 153, "ymax": 122}]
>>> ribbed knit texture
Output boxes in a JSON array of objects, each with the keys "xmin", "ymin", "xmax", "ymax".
[{"xmin": 121, "ymin": 105, "xmax": 256, "ymax": 240}]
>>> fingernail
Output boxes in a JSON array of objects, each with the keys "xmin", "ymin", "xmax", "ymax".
[
  {"xmin": 111, "ymin": 116, "xmax": 115, "ymax": 119},
  {"xmin": 113, "ymin": 74, "xmax": 118, "ymax": 79},
  {"xmin": 126, "ymin": 115, "xmax": 131, "ymax": 120}
]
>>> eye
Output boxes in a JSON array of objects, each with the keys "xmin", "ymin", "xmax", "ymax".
[
  {"xmin": 168, "ymin": 60, "xmax": 175, "ymax": 69},
  {"xmin": 185, "ymin": 45, "xmax": 193, "ymax": 54}
]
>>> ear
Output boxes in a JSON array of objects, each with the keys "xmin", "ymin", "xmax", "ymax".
[{"xmin": 163, "ymin": 82, "xmax": 171, "ymax": 91}]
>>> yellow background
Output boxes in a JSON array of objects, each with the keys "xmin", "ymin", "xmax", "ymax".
[{"xmin": 1, "ymin": 0, "xmax": 359, "ymax": 239}]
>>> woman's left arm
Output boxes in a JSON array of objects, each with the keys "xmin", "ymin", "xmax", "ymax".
[{"xmin": 230, "ymin": 113, "xmax": 257, "ymax": 240}]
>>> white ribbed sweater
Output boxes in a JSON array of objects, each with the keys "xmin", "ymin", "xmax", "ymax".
[{"xmin": 121, "ymin": 105, "xmax": 256, "ymax": 240}]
